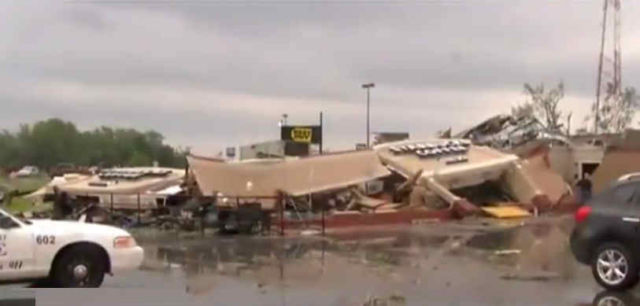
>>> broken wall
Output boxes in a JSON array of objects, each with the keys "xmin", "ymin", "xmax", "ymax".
[
  {"xmin": 591, "ymin": 150, "xmax": 640, "ymax": 193},
  {"xmin": 520, "ymin": 154, "xmax": 570, "ymax": 204},
  {"xmin": 501, "ymin": 163, "xmax": 540, "ymax": 205},
  {"xmin": 546, "ymin": 146, "xmax": 574, "ymax": 183}
]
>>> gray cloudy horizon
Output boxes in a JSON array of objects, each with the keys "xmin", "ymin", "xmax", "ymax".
[{"xmin": 2, "ymin": 0, "xmax": 640, "ymax": 155}]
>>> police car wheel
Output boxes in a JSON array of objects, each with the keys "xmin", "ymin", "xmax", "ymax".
[{"xmin": 52, "ymin": 245, "xmax": 106, "ymax": 288}]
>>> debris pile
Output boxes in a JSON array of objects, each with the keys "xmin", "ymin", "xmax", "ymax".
[
  {"xmin": 19, "ymin": 129, "xmax": 576, "ymax": 232},
  {"xmin": 183, "ymin": 138, "xmax": 571, "ymax": 232},
  {"xmin": 455, "ymin": 114, "xmax": 555, "ymax": 151},
  {"xmin": 22, "ymin": 167, "xmax": 187, "ymax": 227}
]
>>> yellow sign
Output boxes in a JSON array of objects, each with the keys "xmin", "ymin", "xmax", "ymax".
[
  {"xmin": 291, "ymin": 127, "xmax": 312, "ymax": 143},
  {"xmin": 481, "ymin": 206, "xmax": 531, "ymax": 219}
]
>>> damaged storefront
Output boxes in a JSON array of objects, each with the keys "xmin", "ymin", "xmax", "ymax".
[
  {"xmin": 186, "ymin": 138, "xmax": 572, "ymax": 234},
  {"xmin": 24, "ymin": 167, "xmax": 187, "ymax": 225}
]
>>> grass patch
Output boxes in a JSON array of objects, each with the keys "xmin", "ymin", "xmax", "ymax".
[
  {"xmin": 5, "ymin": 197, "xmax": 34, "ymax": 214},
  {"xmin": 2, "ymin": 197, "xmax": 52, "ymax": 215},
  {"xmin": 0, "ymin": 175, "xmax": 49, "ymax": 194},
  {"xmin": 32, "ymin": 202, "xmax": 53, "ymax": 213}
]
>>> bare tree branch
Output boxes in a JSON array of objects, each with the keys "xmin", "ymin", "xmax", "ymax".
[{"xmin": 521, "ymin": 82, "xmax": 564, "ymax": 131}]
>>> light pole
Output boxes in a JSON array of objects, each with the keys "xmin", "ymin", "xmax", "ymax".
[
  {"xmin": 362, "ymin": 83, "xmax": 375, "ymax": 147},
  {"xmin": 278, "ymin": 113, "xmax": 288, "ymax": 127}
]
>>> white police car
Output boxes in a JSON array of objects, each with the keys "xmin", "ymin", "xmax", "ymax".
[{"xmin": 0, "ymin": 208, "xmax": 143, "ymax": 287}]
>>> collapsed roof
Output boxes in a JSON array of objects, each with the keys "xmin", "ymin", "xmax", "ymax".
[
  {"xmin": 188, "ymin": 139, "xmax": 570, "ymax": 212},
  {"xmin": 455, "ymin": 114, "xmax": 569, "ymax": 152},
  {"xmin": 27, "ymin": 168, "xmax": 184, "ymax": 197},
  {"xmin": 187, "ymin": 150, "xmax": 391, "ymax": 197},
  {"xmin": 56, "ymin": 167, "xmax": 184, "ymax": 194},
  {"xmin": 374, "ymin": 139, "xmax": 518, "ymax": 190},
  {"xmin": 26, "ymin": 167, "xmax": 185, "ymax": 209}
]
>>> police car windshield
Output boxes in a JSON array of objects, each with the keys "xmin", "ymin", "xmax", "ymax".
[{"xmin": 0, "ymin": 208, "xmax": 30, "ymax": 225}]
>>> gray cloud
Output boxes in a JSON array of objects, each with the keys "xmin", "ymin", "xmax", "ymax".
[{"xmin": 2, "ymin": 0, "xmax": 640, "ymax": 152}]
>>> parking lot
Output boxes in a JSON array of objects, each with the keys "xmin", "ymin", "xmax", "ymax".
[{"xmin": 4, "ymin": 216, "xmax": 636, "ymax": 306}]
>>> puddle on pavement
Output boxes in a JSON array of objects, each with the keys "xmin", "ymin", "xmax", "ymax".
[
  {"xmin": 139, "ymin": 221, "xmax": 575, "ymax": 275},
  {"xmin": 466, "ymin": 229, "xmax": 515, "ymax": 250},
  {"xmin": 144, "ymin": 235, "xmax": 437, "ymax": 276},
  {"xmin": 131, "ymin": 218, "xmax": 579, "ymax": 304},
  {"xmin": 466, "ymin": 220, "xmax": 577, "ymax": 280}
]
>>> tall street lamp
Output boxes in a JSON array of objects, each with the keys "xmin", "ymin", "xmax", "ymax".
[
  {"xmin": 362, "ymin": 83, "xmax": 375, "ymax": 147},
  {"xmin": 278, "ymin": 113, "xmax": 288, "ymax": 127}
]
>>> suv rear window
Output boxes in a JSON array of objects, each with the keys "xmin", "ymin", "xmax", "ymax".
[
  {"xmin": 590, "ymin": 182, "xmax": 639, "ymax": 206},
  {"xmin": 612, "ymin": 183, "xmax": 637, "ymax": 203}
]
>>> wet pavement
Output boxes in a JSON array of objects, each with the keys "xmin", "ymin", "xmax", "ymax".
[{"xmin": 5, "ymin": 216, "xmax": 640, "ymax": 305}]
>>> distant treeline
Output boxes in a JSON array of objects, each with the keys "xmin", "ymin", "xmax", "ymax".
[{"xmin": 0, "ymin": 118, "xmax": 188, "ymax": 170}]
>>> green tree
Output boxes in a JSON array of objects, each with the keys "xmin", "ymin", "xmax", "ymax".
[
  {"xmin": 0, "ymin": 131, "xmax": 19, "ymax": 168},
  {"xmin": 27, "ymin": 119, "xmax": 81, "ymax": 168},
  {"xmin": 128, "ymin": 151, "xmax": 153, "ymax": 167},
  {"xmin": 0, "ymin": 118, "xmax": 186, "ymax": 170}
]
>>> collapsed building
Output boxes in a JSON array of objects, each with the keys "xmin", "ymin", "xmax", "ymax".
[
  {"xmin": 186, "ymin": 138, "xmax": 571, "ymax": 231},
  {"xmin": 27, "ymin": 167, "xmax": 186, "ymax": 211},
  {"xmin": 454, "ymin": 114, "xmax": 559, "ymax": 154},
  {"xmin": 456, "ymin": 113, "xmax": 640, "ymax": 202},
  {"xmin": 374, "ymin": 139, "xmax": 567, "ymax": 212},
  {"xmin": 186, "ymin": 150, "xmax": 392, "ymax": 231},
  {"xmin": 456, "ymin": 114, "xmax": 612, "ymax": 185},
  {"xmin": 23, "ymin": 134, "xmax": 575, "ymax": 232}
]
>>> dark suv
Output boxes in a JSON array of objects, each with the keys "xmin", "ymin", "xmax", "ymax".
[{"xmin": 571, "ymin": 177, "xmax": 640, "ymax": 290}]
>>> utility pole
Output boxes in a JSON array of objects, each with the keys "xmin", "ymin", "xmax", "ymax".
[
  {"xmin": 319, "ymin": 111, "xmax": 323, "ymax": 154},
  {"xmin": 594, "ymin": 0, "xmax": 608, "ymax": 134},
  {"xmin": 362, "ymin": 83, "xmax": 375, "ymax": 147},
  {"xmin": 594, "ymin": 0, "xmax": 622, "ymax": 134},
  {"xmin": 278, "ymin": 113, "xmax": 288, "ymax": 127}
]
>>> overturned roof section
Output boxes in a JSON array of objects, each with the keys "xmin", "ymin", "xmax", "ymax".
[
  {"xmin": 375, "ymin": 139, "xmax": 519, "ymax": 189},
  {"xmin": 187, "ymin": 150, "xmax": 391, "ymax": 197},
  {"xmin": 454, "ymin": 114, "xmax": 569, "ymax": 154},
  {"xmin": 455, "ymin": 114, "xmax": 514, "ymax": 140},
  {"xmin": 58, "ymin": 167, "xmax": 184, "ymax": 194}
]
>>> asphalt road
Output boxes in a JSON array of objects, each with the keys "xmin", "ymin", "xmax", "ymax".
[{"xmin": 3, "ymin": 217, "xmax": 639, "ymax": 306}]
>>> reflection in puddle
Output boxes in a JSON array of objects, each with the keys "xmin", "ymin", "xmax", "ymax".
[
  {"xmin": 142, "ymin": 222, "xmax": 575, "ymax": 278},
  {"xmin": 139, "ymin": 231, "xmax": 457, "ymax": 295},
  {"xmin": 132, "ymin": 219, "xmax": 580, "ymax": 304},
  {"xmin": 590, "ymin": 291, "xmax": 640, "ymax": 306}
]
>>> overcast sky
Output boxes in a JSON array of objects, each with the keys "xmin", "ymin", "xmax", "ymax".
[{"xmin": 2, "ymin": 0, "xmax": 640, "ymax": 155}]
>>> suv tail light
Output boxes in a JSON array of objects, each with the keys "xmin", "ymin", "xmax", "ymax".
[{"xmin": 575, "ymin": 206, "xmax": 592, "ymax": 223}]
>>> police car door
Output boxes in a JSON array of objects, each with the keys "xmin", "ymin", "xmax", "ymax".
[{"xmin": 0, "ymin": 210, "xmax": 35, "ymax": 280}]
